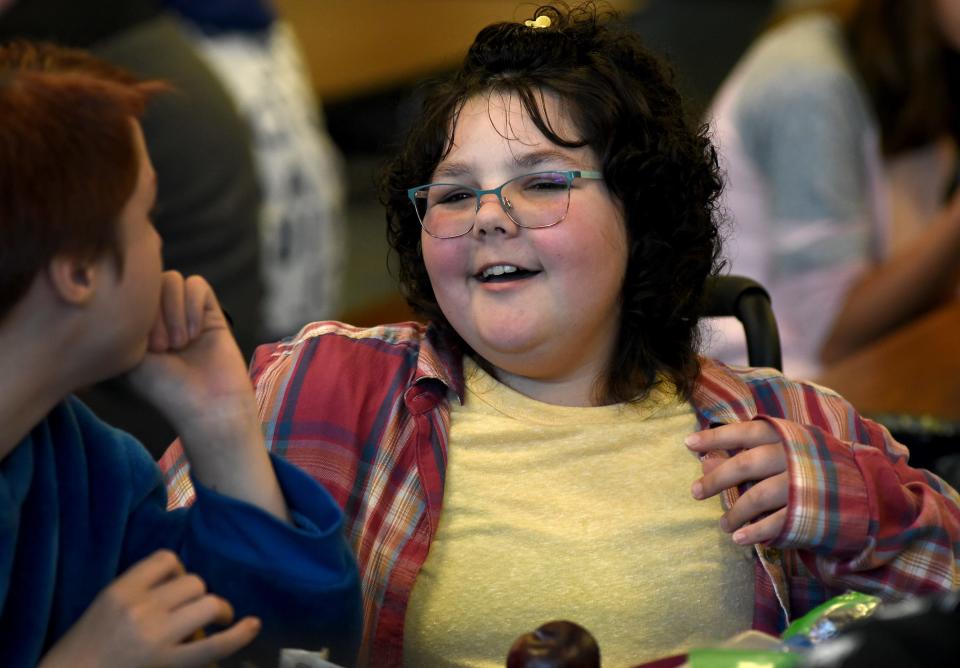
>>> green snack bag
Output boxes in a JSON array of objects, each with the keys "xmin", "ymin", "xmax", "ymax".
[
  {"xmin": 781, "ymin": 591, "xmax": 881, "ymax": 648},
  {"xmin": 688, "ymin": 647, "xmax": 800, "ymax": 667}
]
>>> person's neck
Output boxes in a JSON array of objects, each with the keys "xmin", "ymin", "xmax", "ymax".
[
  {"xmin": 0, "ymin": 301, "xmax": 86, "ymax": 462},
  {"xmin": 476, "ymin": 332, "xmax": 626, "ymax": 407},
  {"xmin": 492, "ymin": 356, "xmax": 611, "ymax": 407},
  {"xmin": 498, "ymin": 373, "xmax": 600, "ymax": 406}
]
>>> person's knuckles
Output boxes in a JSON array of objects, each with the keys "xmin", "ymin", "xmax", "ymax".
[
  {"xmin": 149, "ymin": 549, "xmax": 183, "ymax": 573},
  {"xmin": 183, "ymin": 621, "xmax": 256, "ymax": 665},
  {"xmin": 700, "ymin": 456, "xmax": 725, "ymax": 476},
  {"xmin": 742, "ymin": 481, "xmax": 781, "ymax": 514},
  {"xmin": 162, "ymin": 269, "xmax": 184, "ymax": 283},
  {"xmin": 721, "ymin": 451, "xmax": 755, "ymax": 484},
  {"xmin": 698, "ymin": 472, "xmax": 723, "ymax": 497},
  {"xmin": 702, "ymin": 464, "xmax": 742, "ymax": 496},
  {"xmin": 753, "ymin": 512, "xmax": 786, "ymax": 544},
  {"xmin": 175, "ymin": 596, "xmax": 226, "ymax": 630},
  {"xmin": 760, "ymin": 440, "xmax": 787, "ymax": 461},
  {"xmin": 705, "ymin": 430, "xmax": 741, "ymax": 450},
  {"xmin": 725, "ymin": 500, "xmax": 754, "ymax": 530},
  {"xmin": 173, "ymin": 574, "xmax": 207, "ymax": 600},
  {"xmin": 199, "ymin": 594, "xmax": 235, "ymax": 625},
  {"xmin": 750, "ymin": 446, "xmax": 786, "ymax": 479}
]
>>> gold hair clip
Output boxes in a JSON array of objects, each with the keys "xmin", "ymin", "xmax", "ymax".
[{"xmin": 524, "ymin": 15, "xmax": 552, "ymax": 29}]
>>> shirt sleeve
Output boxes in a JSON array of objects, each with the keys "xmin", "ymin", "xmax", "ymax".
[
  {"xmin": 126, "ymin": 448, "xmax": 361, "ymax": 664},
  {"xmin": 763, "ymin": 400, "xmax": 960, "ymax": 599},
  {"xmin": 180, "ymin": 454, "xmax": 362, "ymax": 663},
  {"xmin": 158, "ymin": 336, "xmax": 290, "ymax": 507}
]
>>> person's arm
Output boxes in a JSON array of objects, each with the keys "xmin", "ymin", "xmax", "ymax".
[
  {"xmin": 689, "ymin": 392, "xmax": 960, "ymax": 599},
  {"xmin": 739, "ymin": 65, "xmax": 960, "ymax": 367},
  {"xmin": 725, "ymin": 66, "xmax": 879, "ymax": 374},
  {"xmin": 820, "ymin": 192, "xmax": 960, "ymax": 363},
  {"xmin": 126, "ymin": 272, "xmax": 361, "ymax": 662},
  {"xmin": 127, "ymin": 271, "xmax": 289, "ymax": 522}
]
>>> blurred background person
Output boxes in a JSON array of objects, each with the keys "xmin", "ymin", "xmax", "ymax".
[
  {"xmin": 704, "ymin": 0, "xmax": 960, "ymax": 379},
  {"xmin": 625, "ymin": 0, "xmax": 776, "ymax": 120},
  {"xmin": 0, "ymin": 0, "xmax": 265, "ymax": 457},
  {"xmin": 163, "ymin": 0, "xmax": 347, "ymax": 340}
]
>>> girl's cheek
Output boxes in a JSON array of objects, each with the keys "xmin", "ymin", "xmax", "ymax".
[{"xmin": 422, "ymin": 238, "xmax": 467, "ymax": 277}]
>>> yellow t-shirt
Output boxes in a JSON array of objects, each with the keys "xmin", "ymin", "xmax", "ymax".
[{"xmin": 403, "ymin": 359, "xmax": 755, "ymax": 667}]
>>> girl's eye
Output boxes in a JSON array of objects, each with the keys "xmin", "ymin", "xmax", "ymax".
[
  {"xmin": 435, "ymin": 189, "xmax": 474, "ymax": 205},
  {"xmin": 523, "ymin": 176, "xmax": 567, "ymax": 192},
  {"xmin": 530, "ymin": 180, "xmax": 566, "ymax": 190}
]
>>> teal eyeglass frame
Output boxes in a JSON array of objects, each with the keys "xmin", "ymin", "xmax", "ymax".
[{"xmin": 407, "ymin": 169, "xmax": 604, "ymax": 238}]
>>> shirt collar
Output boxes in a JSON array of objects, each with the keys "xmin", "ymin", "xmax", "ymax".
[
  {"xmin": 413, "ymin": 332, "xmax": 762, "ymax": 418},
  {"xmin": 691, "ymin": 357, "xmax": 760, "ymax": 425},
  {"xmin": 412, "ymin": 322, "xmax": 465, "ymax": 403}
]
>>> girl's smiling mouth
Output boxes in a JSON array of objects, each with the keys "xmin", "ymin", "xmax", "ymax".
[{"xmin": 475, "ymin": 263, "xmax": 541, "ymax": 283}]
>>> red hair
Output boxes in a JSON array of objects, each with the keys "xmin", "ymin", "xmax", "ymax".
[{"xmin": 0, "ymin": 41, "xmax": 166, "ymax": 321}]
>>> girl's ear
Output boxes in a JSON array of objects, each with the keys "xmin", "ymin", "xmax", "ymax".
[{"xmin": 47, "ymin": 255, "xmax": 99, "ymax": 306}]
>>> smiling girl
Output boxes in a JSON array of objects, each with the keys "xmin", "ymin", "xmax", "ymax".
[{"xmin": 163, "ymin": 3, "xmax": 960, "ymax": 666}]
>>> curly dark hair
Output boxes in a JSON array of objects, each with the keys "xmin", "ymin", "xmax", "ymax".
[{"xmin": 379, "ymin": 1, "xmax": 724, "ymax": 403}]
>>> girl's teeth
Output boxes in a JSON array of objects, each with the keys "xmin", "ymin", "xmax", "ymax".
[{"xmin": 483, "ymin": 265, "xmax": 518, "ymax": 278}]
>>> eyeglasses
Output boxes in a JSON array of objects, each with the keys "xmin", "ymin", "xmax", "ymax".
[{"xmin": 408, "ymin": 169, "xmax": 604, "ymax": 239}]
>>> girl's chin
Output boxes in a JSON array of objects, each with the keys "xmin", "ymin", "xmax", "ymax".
[
  {"xmin": 470, "ymin": 337, "xmax": 560, "ymax": 378},
  {"xmin": 471, "ymin": 329, "xmax": 546, "ymax": 357}
]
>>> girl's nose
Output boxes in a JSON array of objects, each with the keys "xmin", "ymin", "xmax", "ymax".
[{"xmin": 472, "ymin": 193, "xmax": 519, "ymax": 238}]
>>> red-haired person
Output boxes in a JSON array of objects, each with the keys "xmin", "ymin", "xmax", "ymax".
[{"xmin": 0, "ymin": 42, "xmax": 360, "ymax": 668}]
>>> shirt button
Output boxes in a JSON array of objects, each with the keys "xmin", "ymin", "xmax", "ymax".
[{"xmin": 404, "ymin": 386, "xmax": 439, "ymax": 414}]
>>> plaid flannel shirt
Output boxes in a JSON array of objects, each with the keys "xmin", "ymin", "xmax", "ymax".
[{"xmin": 161, "ymin": 321, "xmax": 960, "ymax": 667}]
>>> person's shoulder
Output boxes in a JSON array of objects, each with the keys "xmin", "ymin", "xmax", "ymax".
[
  {"xmin": 255, "ymin": 320, "xmax": 428, "ymax": 358},
  {"xmin": 61, "ymin": 395, "xmax": 153, "ymax": 453},
  {"xmin": 701, "ymin": 357, "xmax": 842, "ymax": 397},
  {"xmin": 249, "ymin": 320, "xmax": 433, "ymax": 386},
  {"xmin": 745, "ymin": 14, "xmax": 851, "ymax": 80},
  {"xmin": 713, "ymin": 15, "xmax": 875, "ymax": 173},
  {"xmin": 698, "ymin": 357, "xmax": 861, "ymax": 429},
  {"xmin": 722, "ymin": 13, "xmax": 864, "ymax": 117},
  {"xmin": 694, "ymin": 357, "xmax": 759, "ymax": 421},
  {"xmin": 698, "ymin": 356, "xmax": 846, "ymax": 410},
  {"xmin": 39, "ymin": 396, "xmax": 159, "ymax": 494},
  {"xmin": 55, "ymin": 396, "xmax": 142, "ymax": 446}
]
